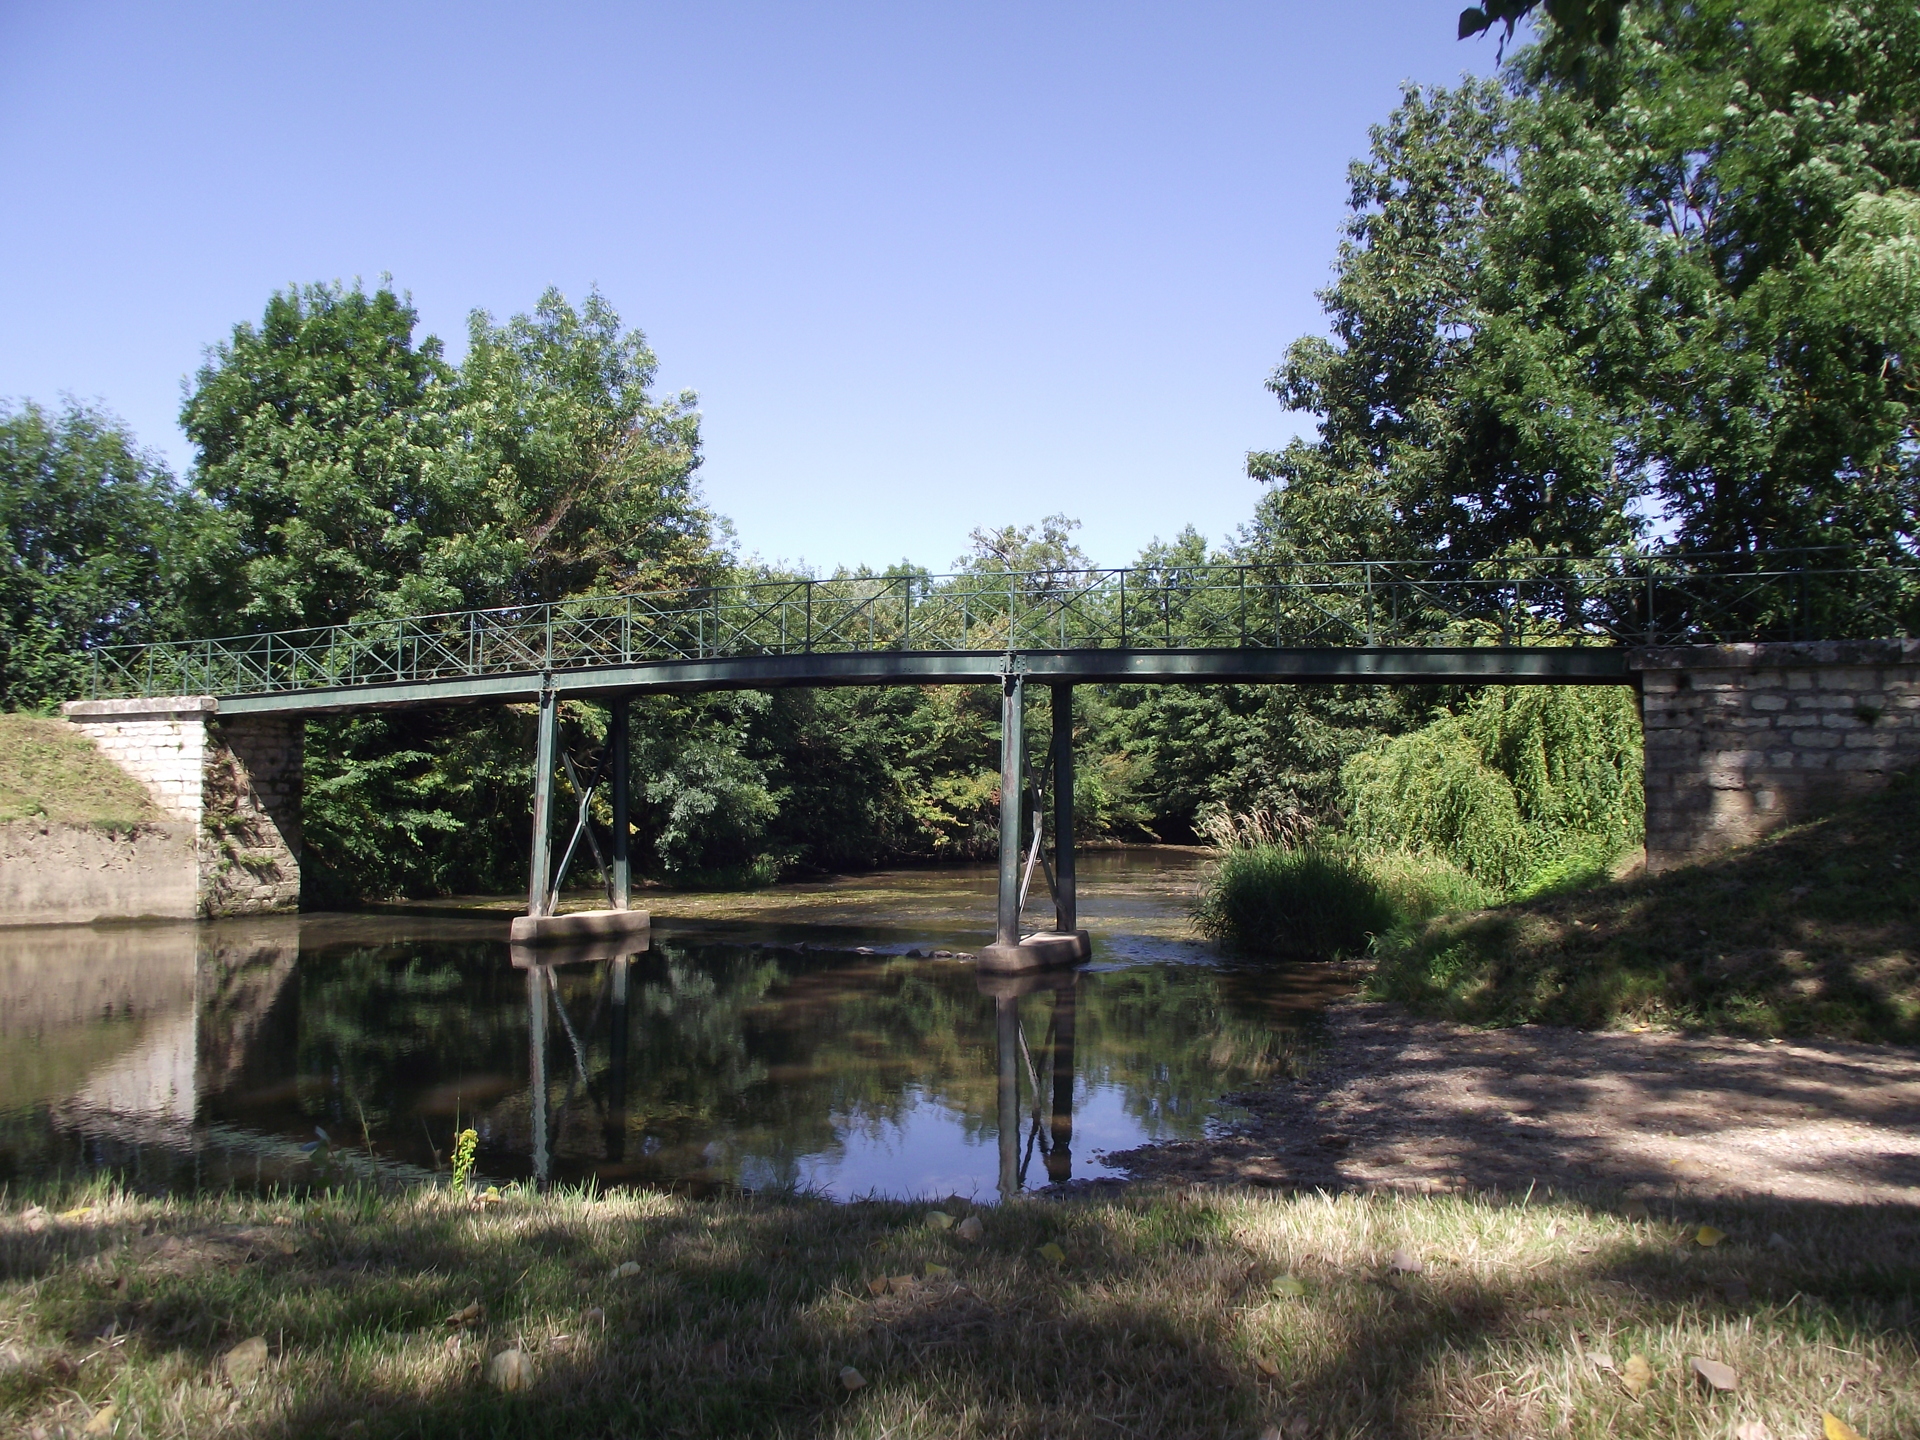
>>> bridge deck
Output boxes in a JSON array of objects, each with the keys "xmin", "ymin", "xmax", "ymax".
[{"xmin": 211, "ymin": 646, "xmax": 1632, "ymax": 716}]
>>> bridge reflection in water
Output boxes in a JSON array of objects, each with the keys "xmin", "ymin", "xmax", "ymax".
[
  {"xmin": 980, "ymin": 968, "xmax": 1080, "ymax": 1196},
  {"xmin": 516, "ymin": 938, "xmax": 1085, "ymax": 1198}
]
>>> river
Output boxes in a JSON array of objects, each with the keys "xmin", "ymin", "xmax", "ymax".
[{"xmin": 0, "ymin": 849, "xmax": 1342, "ymax": 1201}]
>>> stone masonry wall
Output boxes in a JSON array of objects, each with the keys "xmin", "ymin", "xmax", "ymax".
[
  {"xmin": 62, "ymin": 695, "xmax": 215, "ymax": 822},
  {"xmin": 199, "ymin": 716, "xmax": 302, "ymax": 915},
  {"xmin": 1632, "ymin": 639, "xmax": 1920, "ymax": 873},
  {"xmin": 59, "ymin": 698, "xmax": 302, "ymax": 917}
]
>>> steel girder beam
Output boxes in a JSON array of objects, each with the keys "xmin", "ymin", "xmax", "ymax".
[{"xmin": 209, "ymin": 645, "xmax": 1633, "ymax": 716}]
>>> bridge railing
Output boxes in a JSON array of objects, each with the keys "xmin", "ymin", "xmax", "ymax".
[{"xmin": 83, "ymin": 553, "xmax": 1920, "ymax": 699}]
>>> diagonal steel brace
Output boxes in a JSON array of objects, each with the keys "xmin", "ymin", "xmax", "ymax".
[{"xmin": 547, "ymin": 744, "xmax": 613, "ymax": 914}]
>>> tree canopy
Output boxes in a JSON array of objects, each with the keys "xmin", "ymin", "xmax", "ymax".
[
  {"xmin": 0, "ymin": 400, "xmax": 196, "ymax": 710},
  {"xmin": 1257, "ymin": 0, "xmax": 1920, "ymax": 568},
  {"xmin": 182, "ymin": 281, "xmax": 717, "ymax": 633}
]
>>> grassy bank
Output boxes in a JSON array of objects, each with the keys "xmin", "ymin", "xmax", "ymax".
[
  {"xmin": 0, "ymin": 713, "xmax": 158, "ymax": 828},
  {"xmin": 1, "ymin": 1182, "xmax": 1912, "ymax": 1440},
  {"xmin": 1369, "ymin": 778, "xmax": 1920, "ymax": 1042}
]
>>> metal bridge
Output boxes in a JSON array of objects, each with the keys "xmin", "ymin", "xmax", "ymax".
[
  {"xmin": 80, "ymin": 552, "xmax": 1917, "ymax": 965},
  {"xmin": 84, "ymin": 553, "xmax": 1919, "ymax": 714}
]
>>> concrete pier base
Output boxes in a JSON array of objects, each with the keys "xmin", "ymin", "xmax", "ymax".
[
  {"xmin": 976, "ymin": 929, "xmax": 1089, "ymax": 974},
  {"xmin": 508, "ymin": 908, "xmax": 652, "ymax": 945}
]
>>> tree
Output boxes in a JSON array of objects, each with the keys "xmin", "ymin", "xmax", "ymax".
[
  {"xmin": 959, "ymin": 513, "xmax": 1091, "ymax": 578},
  {"xmin": 448, "ymin": 288, "xmax": 718, "ymax": 609},
  {"xmin": 1258, "ymin": 0, "xmax": 1920, "ymax": 571},
  {"xmin": 1248, "ymin": 79, "xmax": 1646, "ymax": 566},
  {"xmin": 1458, "ymin": 0, "xmax": 1627, "ymax": 49},
  {"xmin": 186, "ymin": 280, "xmax": 725, "ymax": 898},
  {"xmin": 182, "ymin": 281, "xmax": 455, "ymax": 631},
  {"xmin": 0, "ymin": 400, "xmax": 196, "ymax": 709},
  {"xmin": 1571, "ymin": 0, "xmax": 1920, "ymax": 557}
]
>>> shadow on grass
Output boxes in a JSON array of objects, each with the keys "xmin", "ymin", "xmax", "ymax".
[{"xmin": 7, "ymin": 1184, "xmax": 1917, "ymax": 1439}]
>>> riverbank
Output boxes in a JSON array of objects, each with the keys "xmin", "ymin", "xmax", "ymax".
[
  {"xmin": 1368, "ymin": 776, "xmax": 1920, "ymax": 1043},
  {"xmin": 1108, "ymin": 999, "xmax": 1920, "ymax": 1207},
  {"xmin": 2, "ymin": 1177, "xmax": 1912, "ymax": 1440}
]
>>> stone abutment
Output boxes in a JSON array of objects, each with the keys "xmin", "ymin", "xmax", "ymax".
[
  {"xmin": 59, "ymin": 697, "xmax": 302, "ymax": 917},
  {"xmin": 1633, "ymin": 639, "xmax": 1920, "ymax": 873}
]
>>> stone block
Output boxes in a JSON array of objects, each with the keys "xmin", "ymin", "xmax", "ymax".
[
  {"xmin": 1818, "ymin": 668, "xmax": 1880, "ymax": 691},
  {"xmin": 1842, "ymin": 729, "xmax": 1896, "ymax": 748},
  {"xmin": 1833, "ymin": 751, "xmax": 1894, "ymax": 772}
]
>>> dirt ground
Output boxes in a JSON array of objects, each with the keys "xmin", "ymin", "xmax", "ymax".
[{"xmin": 1107, "ymin": 1001, "xmax": 1920, "ymax": 1206}]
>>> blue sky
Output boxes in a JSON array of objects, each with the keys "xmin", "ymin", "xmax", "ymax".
[{"xmin": 0, "ymin": 2, "xmax": 1495, "ymax": 573}]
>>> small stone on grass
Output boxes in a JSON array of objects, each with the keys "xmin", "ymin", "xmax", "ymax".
[
  {"xmin": 490, "ymin": 1348, "xmax": 534, "ymax": 1392},
  {"xmin": 221, "ymin": 1336, "xmax": 269, "ymax": 1390}
]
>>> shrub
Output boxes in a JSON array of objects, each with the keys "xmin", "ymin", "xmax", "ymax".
[
  {"xmin": 1365, "ymin": 847, "xmax": 1497, "ymax": 923},
  {"xmin": 1193, "ymin": 842, "xmax": 1396, "ymax": 957}
]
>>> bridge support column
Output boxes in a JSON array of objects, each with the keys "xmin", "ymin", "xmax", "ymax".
[
  {"xmin": 610, "ymin": 698, "xmax": 631, "ymax": 911},
  {"xmin": 527, "ymin": 688, "xmax": 559, "ymax": 918},
  {"xmin": 980, "ymin": 673, "xmax": 1088, "ymax": 973},
  {"xmin": 513, "ymin": 688, "xmax": 650, "ymax": 945},
  {"xmin": 995, "ymin": 671, "xmax": 1024, "ymax": 949},
  {"xmin": 1051, "ymin": 684, "xmax": 1078, "ymax": 937}
]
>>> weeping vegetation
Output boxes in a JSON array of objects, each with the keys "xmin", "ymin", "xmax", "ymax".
[
  {"xmin": 1196, "ymin": 687, "xmax": 1642, "ymax": 957},
  {"xmin": 1343, "ymin": 685, "xmax": 1644, "ymax": 896}
]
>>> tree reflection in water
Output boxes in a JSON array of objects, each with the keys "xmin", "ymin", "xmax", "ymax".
[{"xmin": 2, "ymin": 910, "xmax": 1339, "ymax": 1199}]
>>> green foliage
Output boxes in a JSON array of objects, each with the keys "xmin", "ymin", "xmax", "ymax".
[
  {"xmin": 0, "ymin": 400, "xmax": 197, "ymax": 710},
  {"xmin": 1576, "ymin": 0, "xmax": 1920, "ymax": 559},
  {"xmin": 449, "ymin": 1128, "xmax": 478, "ymax": 1191},
  {"xmin": 1257, "ymin": 0, "xmax": 1920, "ymax": 575},
  {"xmin": 1193, "ymin": 843, "xmax": 1397, "ymax": 958},
  {"xmin": 1363, "ymin": 846, "xmax": 1500, "ymax": 920},
  {"xmin": 1193, "ymin": 840, "xmax": 1493, "ymax": 958},
  {"xmin": 182, "ymin": 281, "xmax": 720, "ymax": 635},
  {"xmin": 448, "ymin": 287, "xmax": 717, "ymax": 608},
  {"xmin": 1459, "ymin": 0, "xmax": 1627, "ymax": 51},
  {"xmin": 182, "ymin": 281, "xmax": 455, "ymax": 631},
  {"xmin": 1343, "ymin": 685, "xmax": 1642, "ymax": 893},
  {"xmin": 1248, "ymin": 78, "xmax": 1644, "ymax": 564}
]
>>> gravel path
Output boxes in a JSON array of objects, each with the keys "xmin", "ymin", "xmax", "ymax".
[{"xmin": 1106, "ymin": 1001, "xmax": 1920, "ymax": 1205}]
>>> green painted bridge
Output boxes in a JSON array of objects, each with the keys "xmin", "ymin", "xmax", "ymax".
[
  {"xmin": 72, "ymin": 553, "xmax": 1919, "ymax": 961},
  {"xmin": 83, "ymin": 554, "xmax": 1915, "ymax": 714}
]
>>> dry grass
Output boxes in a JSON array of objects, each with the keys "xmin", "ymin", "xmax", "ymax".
[
  {"xmin": 0, "ymin": 1182, "xmax": 1911, "ymax": 1439},
  {"xmin": 1370, "ymin": 777, "xmax": 1920, "ymax": 1043},
  {"xmin": 0, "ymin": 714, "xmax": 158, "ymax": 829}
]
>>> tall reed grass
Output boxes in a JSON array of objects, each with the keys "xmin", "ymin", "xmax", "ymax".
[{"xmin": 1193, "ymin": 842, "xmax": 1491, "ymax": 958}]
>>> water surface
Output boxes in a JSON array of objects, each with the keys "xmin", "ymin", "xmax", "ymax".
[{"xmin": 0, "ymin": 850, "xmax": 1342, "ymax": 1200}]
